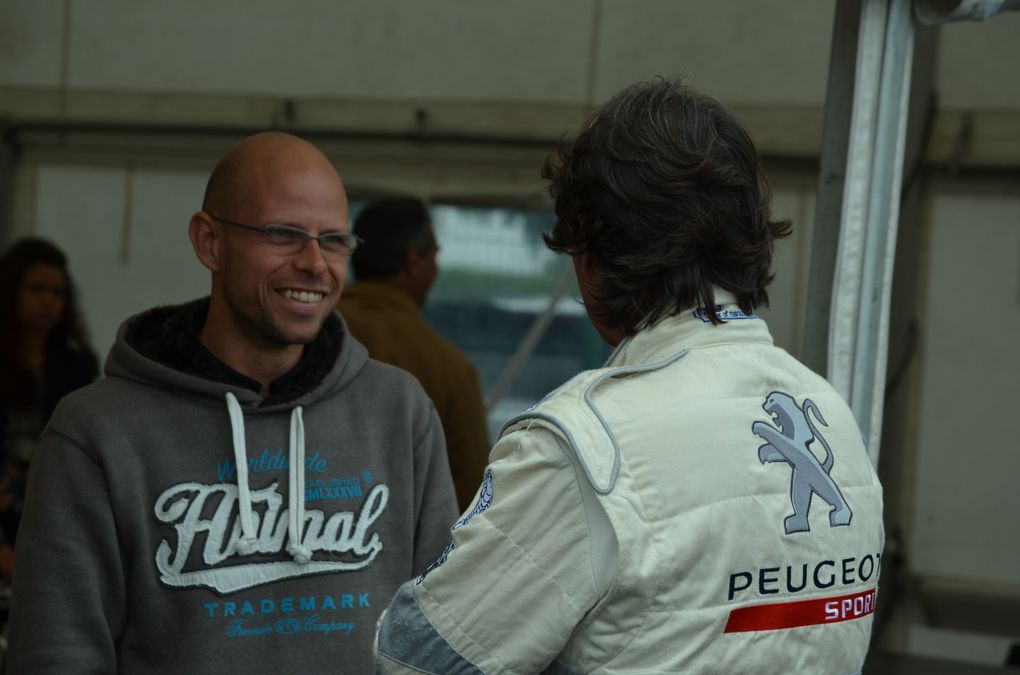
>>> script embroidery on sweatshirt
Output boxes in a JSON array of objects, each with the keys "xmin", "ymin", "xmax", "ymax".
[{"xmin": 154, "ymin": 481, "xmax": 388, "ymax": 594}]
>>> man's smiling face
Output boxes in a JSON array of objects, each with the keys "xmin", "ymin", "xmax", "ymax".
[{"xmin": 215, "ymin": 143, "xmax": 350, "ymax": 351}]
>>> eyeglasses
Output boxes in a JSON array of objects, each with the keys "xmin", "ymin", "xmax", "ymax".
[{"xmin": 208, "ymin": 214, "xmax": 362, "ymax": 258}]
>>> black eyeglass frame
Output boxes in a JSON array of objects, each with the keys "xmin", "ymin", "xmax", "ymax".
[{"xmin": 208, "ymin": 213, "xmax": 362, "ymax": 257}]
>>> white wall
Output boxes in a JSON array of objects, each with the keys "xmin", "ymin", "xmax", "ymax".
[
  {"xmin": 1, "ymin": 0, "xmax": 834, "ymax": 106},
  {"xmin": 911, "ymin": 185, "xmax": 1020, "ymax": 586},
  {"xmin": 33, "ymin": 165, "xmax": 210, "ymax": 357},
  {"xmin": 937, "ymin": 10, "xmax": 1020, "ymax": 109},
  {"xmin": 4, "ymin": 1, "xmax": 1019, "ymax": 147},
  {"xmin": 756, "ymin": 174, "xmax": 818, "ymax": 357}
]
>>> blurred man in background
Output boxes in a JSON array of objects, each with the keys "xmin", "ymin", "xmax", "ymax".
[{"xmin": 339, "ymin": 197, "xmax": 489, "ymax": 511}]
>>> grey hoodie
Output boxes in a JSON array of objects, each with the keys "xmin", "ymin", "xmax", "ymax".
[{"xmin": 8, "ymin": 298, "xmax": 458, "ymax": 673}]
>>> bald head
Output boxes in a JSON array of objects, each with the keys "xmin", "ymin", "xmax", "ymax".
[
  {"xmin": 202, "ymin": 132, "xmax": 344, "ymax": 219},
  {"xmin": 189, "ymin": 131, "xmax": 351, "ymax": 386}
]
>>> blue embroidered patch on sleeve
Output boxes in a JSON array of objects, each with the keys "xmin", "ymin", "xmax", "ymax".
[{"xmin": 417, "ymin": 470, "xmax": 494, "ymax": 583}]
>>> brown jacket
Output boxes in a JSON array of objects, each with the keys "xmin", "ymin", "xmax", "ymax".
[{"xmin": 338, "ymin": 281, "xmax": 489, "ymax": 511}]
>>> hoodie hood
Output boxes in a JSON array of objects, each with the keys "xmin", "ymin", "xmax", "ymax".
[
  {"xmin": 105, "ymin": 297, "xmax": 369, "ymax": 411},
  {"xmin": 103, "ymin": 297, "xmax": 371, "ymax": 565}
]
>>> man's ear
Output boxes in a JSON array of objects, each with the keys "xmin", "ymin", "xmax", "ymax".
[
  {"xmin": 189, "ymin": 212, "xmax": 222, "ymax": 273},
  {"xmin": 403, "ymin": 248, "xmax": 426, "ymax": 280},
  {"xmin": 579, "ymin": 251, "xmax": 597, "ymax": 275},
  {"xmin": 573, "ymin": 251, "xmax": 598, "ymax": 289}
]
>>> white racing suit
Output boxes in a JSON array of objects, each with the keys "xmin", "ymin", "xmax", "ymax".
[{"xmin": 376, "ymin": 298, "xmax": 884, "ymax": 674}]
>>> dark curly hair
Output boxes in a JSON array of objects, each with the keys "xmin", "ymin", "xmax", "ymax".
[
  {"xmin": 0, "ymin": 238, "xmax": 95, "ymax": 407},
  {"xmin": 543, "ymin": 78, "xmax": 791, "ymax": 336}
]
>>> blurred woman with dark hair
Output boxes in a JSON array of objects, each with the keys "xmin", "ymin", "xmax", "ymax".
[{"xmin": 0, "ymin": 237, "xmax": 98, "ymax": 581}]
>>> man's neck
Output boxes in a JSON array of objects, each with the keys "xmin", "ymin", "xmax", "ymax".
[
  {"xmin": 199, "ymin": 313, "xmax": 303, "ymax": 398},
  {"xmin": 391, "ymin": 276, "xmax": 425, "ymax": 309}
]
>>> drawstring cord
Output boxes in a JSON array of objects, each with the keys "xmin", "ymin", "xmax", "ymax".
[
  {"xmin": 287, "ymin": 406, "xmax": 312, "ymax": 563},
  {"xmin": 225, "ymin": 392, "xmax": 258, "ymax": 556},
  {"xmin": 224, "ymin": 392, "xmax": 311, "ymax": 564}
]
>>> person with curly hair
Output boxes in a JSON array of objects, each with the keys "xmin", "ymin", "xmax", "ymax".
[
  {"xmin": 376, "ymin": 79, "xmax": 884, "ymax": 674},
  {"xmin": 339, "ymin": 197, "xmax": 489, "ymax": 512},
  {"xmin": 0, "ymin": 237, "xmax": 98, "ymax": 582}
]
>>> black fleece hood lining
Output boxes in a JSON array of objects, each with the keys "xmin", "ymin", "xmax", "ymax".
[{"xmin": 125, "ymin": 298, "xmax": 343, "ymax": 407}]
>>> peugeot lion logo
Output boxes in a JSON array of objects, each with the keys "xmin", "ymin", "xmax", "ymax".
[{"xmin": 752, "ymin": 392, "xmax": 852, "ymax": 534}]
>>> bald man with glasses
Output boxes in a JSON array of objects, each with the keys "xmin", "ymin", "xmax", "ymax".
[{"xmin": 9, "ymin": 132, "xmax": 458, "ymax": 674}]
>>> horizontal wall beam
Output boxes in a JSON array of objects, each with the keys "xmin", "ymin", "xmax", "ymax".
[{"xmin": 4, "ymin": 87, "xmax": 1018, "ymax": 168}]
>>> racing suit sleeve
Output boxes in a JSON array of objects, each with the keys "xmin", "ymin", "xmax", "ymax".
[
  {"xmin": 376, "ymin": 422, "xmax": 616, "ymax": 674},
  {"xmin": 7, "ymin": 428, "xmax": 125, "ymax": 672}
]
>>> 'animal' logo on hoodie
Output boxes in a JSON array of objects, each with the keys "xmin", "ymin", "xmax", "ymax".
[{"xmin": 154, "ymin": 481, "xmax": 388, "ymax": 594}]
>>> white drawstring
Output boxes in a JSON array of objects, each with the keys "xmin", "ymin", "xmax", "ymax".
[
  {"xmin": 225, "ymin": 393, "xmax": 311, "ymax": 564},
  {"xmin": 225, "ymin": 392, "xmax": 258, "ymax": 555},
  {"xmin": 287, "ymin": 406, "xmax": 312, "ymax": 564}
]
